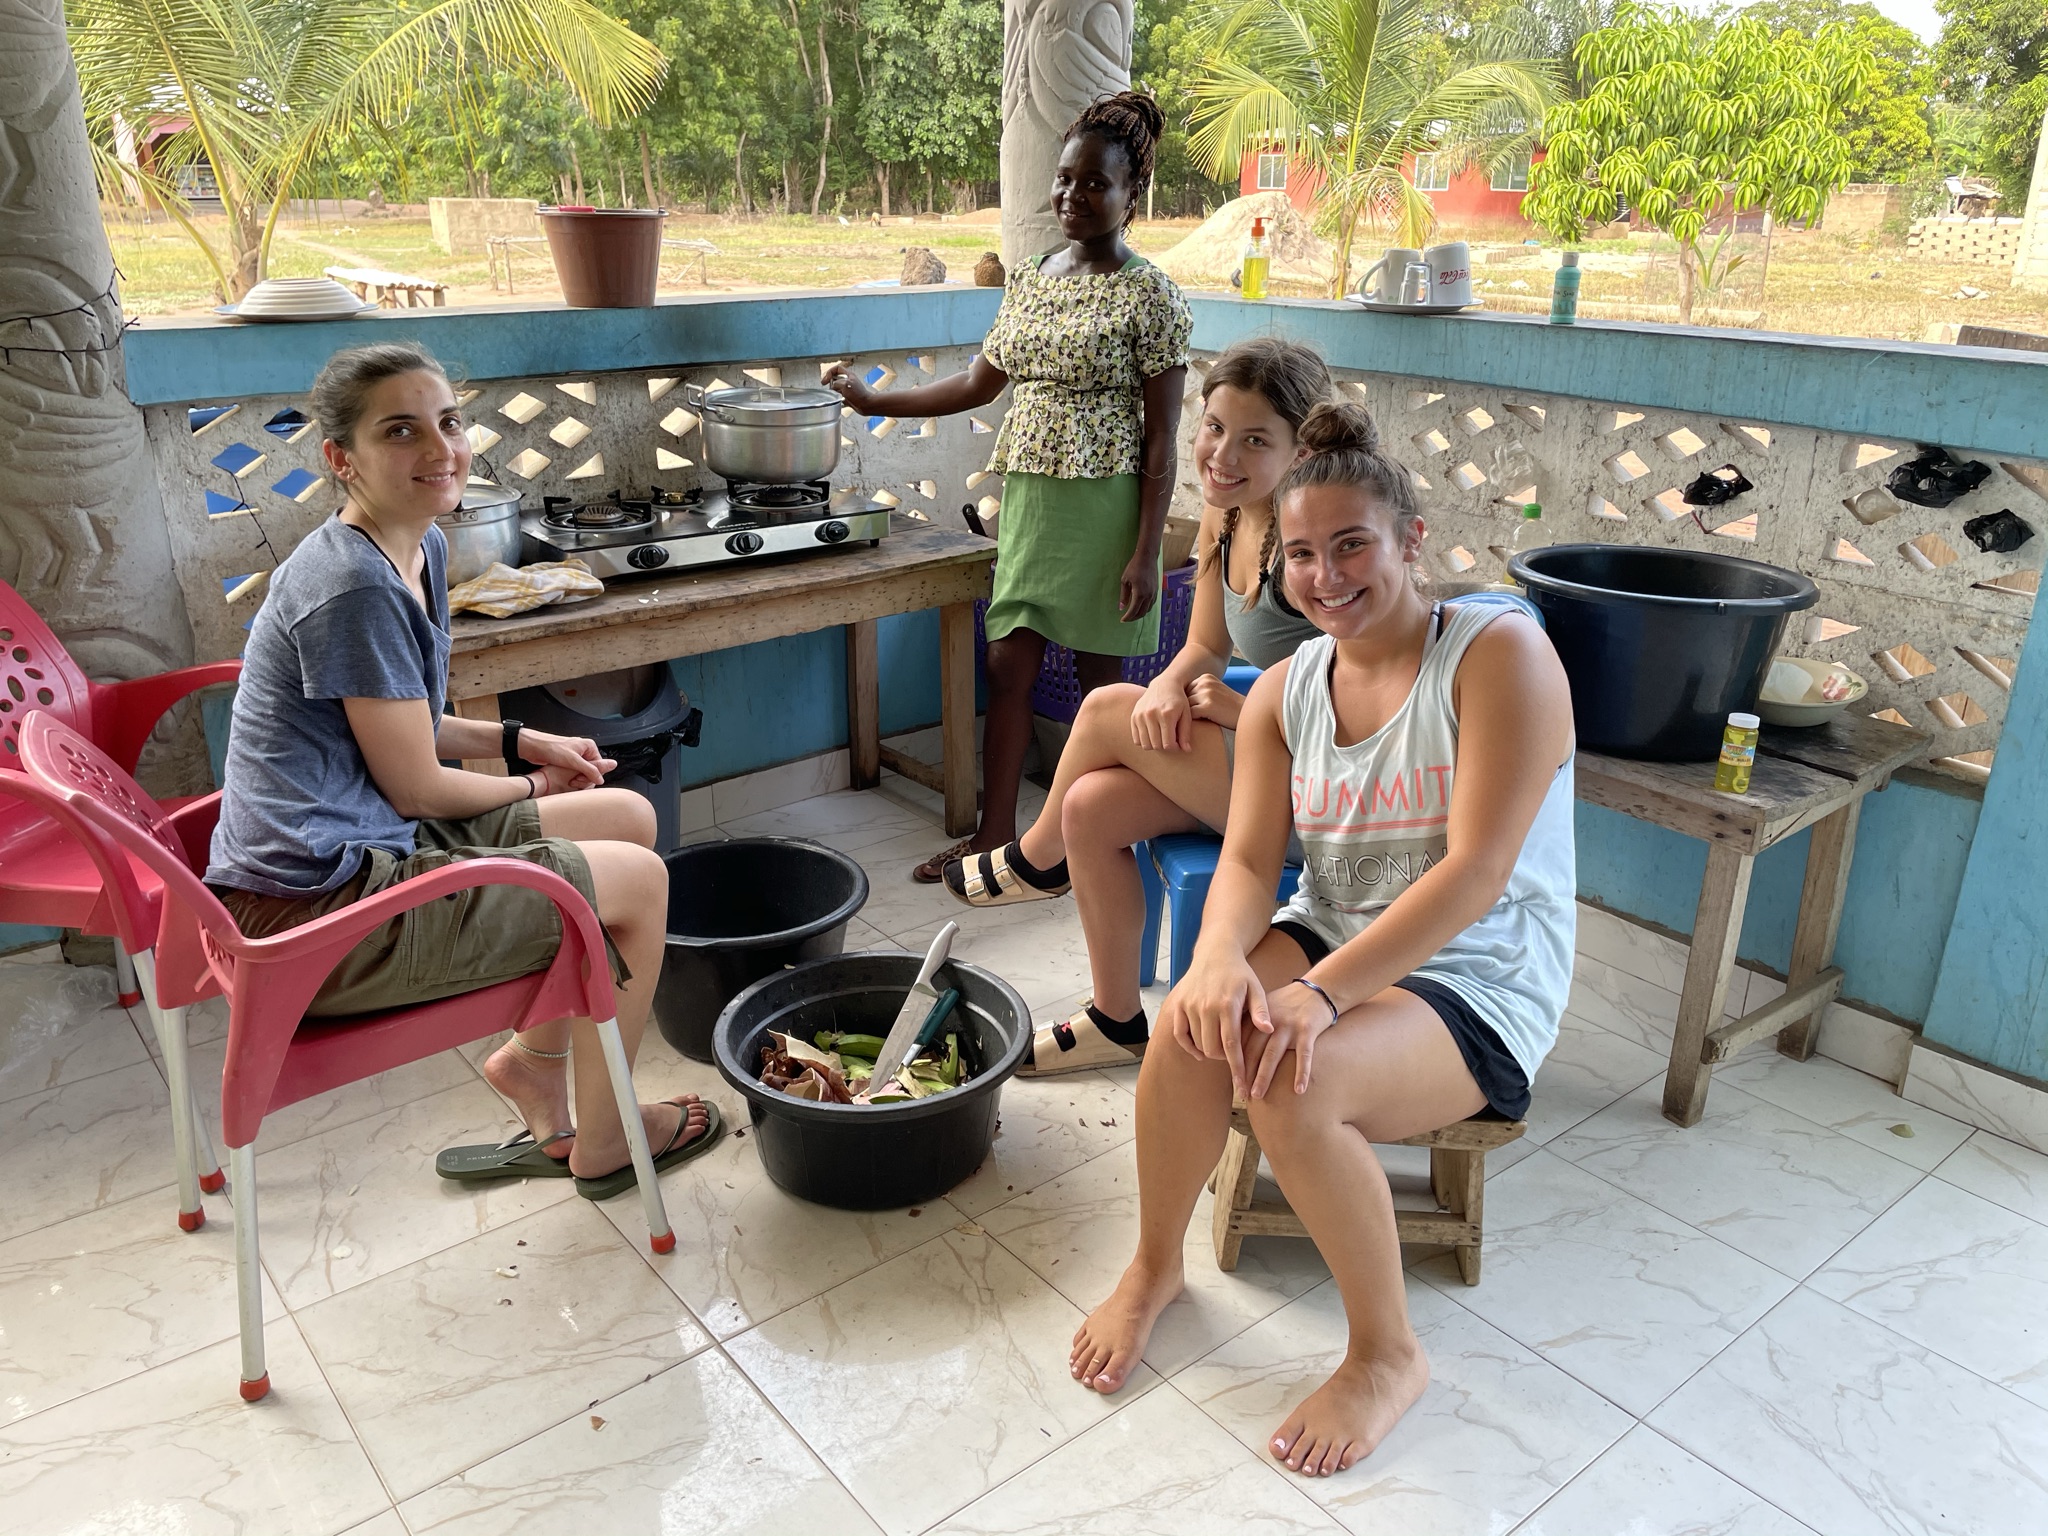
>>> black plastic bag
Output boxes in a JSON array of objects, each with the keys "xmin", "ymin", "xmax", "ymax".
[
  {"xmin": 605, "ymin": 708, "xmax": 704, "ymax": 783},
  {"xmin": 1963, "ymin": 509, "xmax": 2036, "ymax": 555},
  {"xmin": 1886, "ymin": 447, "xmax": 1992, "ymax": 509},
  {"xmin": 1682, "ymin": 464, "xmax": 1754, "ymax": 506}
]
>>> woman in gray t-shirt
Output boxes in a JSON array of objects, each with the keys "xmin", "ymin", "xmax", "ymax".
[{"xmin": 206, "ymin": 343, "xmax": 715, "ymax": 1198}]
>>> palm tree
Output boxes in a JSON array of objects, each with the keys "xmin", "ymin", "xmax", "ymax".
[
  {"xmin": 1186, "ymin": 0, "xmax": 1561, "ymax": 296},
  {"xmin": 71, "ymin": 0, "xmax": 668, "ymax": 300}
]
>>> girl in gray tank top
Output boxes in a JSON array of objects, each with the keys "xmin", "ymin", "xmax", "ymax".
[
  {"xmin": 1071, "ymin": 399, "xmax": 1577, "ymax": 1480},
  {"xmin": 936, "ymin": 339, "xmax": 1336, "ymax": 1082}
]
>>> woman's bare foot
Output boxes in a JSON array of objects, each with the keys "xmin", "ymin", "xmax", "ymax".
[
  {"xmin": 567, "ymin": 1096, "xmax": 711, "ymax": 1180},
  {"xmin": 1070, "ymin": 1257, "xmax": 1184, "ymax": 1393},
  {"xmin": 482, "ymin": 1038, "xmax": 574, "ymax": 1158},
  {"xmin": 1271, "ymin": 1344, "xmax": 1430, "ymax": 1477}
]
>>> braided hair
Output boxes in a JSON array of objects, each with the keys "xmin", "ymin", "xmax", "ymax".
[
  {"xmin": 1195, "ymin": 339, "xmax": 1336, "ymax": 582},
  {"xmin": 1063, "ymin": 91, "xmax": 1163, "ymax": 229}
]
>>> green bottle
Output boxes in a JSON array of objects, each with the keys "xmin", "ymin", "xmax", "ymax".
[{"xmin": 1549, "ymin": 250, "xmax": 1581, "ymax": 325}]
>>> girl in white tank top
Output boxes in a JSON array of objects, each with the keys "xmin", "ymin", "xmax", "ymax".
[
  {"xmin": 1071, "ymin": 399, "xmax": 1577, "ymax": 1481},
  {"xmin": 1276, "ymin": 596, "xmax": 1576, "ymax": 1091}
]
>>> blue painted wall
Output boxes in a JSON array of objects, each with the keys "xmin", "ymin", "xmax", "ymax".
[
  {"xmin": 125, "ymin": 291, "xmax": 2048, "ymax": 461},
  {"xmin": 1922, "ymin": 582, "xmax": 2048, "ymax": 1078},
  {"xmin": 665, "ymin": 609, "xmax": 943, "ymax": 787}
]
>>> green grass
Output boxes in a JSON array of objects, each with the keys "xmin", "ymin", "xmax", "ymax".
[{"xmin": 104, "ymin": 209, "xmax": 2047, "ymax": 343}]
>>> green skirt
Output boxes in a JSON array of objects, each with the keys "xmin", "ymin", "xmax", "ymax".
[{"xmin": 985, "ymin": 472, "xmax": 1161, "ymax": 658}]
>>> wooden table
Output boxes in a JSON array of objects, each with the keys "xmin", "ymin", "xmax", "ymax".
[
  {"xmin": 324, "ymin": 264, "xmax": 449, "ymax": 308},
  {"xmin": 447, "ymin": 517, "xmax": 995, "ymax": 836},
  {"xmin": 1576, "ymin": 712, "xmax": 1929, "ymax": 1127}
]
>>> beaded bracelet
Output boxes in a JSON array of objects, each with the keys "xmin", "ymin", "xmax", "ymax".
[{"xmin": 1291, "ymin": 977, "xmax": 1340, "ymax": 1025}]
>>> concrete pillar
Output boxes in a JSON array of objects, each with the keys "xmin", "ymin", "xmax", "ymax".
[
  {"xmin": 2014, "ymin": 108, "xmax": 2048, "ymax": 292},
  {"xmin": 0, "ymin": 5, "xmax": 198, "ymax": 704},
  {"xmin": 999, "ymin": 0, "xmax": 1135, "ymax": 265}
]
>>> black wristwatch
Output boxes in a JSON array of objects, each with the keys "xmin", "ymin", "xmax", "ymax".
[{"xmin": 501, "ymin": 718, "xmax": 529, "ymax": 773}]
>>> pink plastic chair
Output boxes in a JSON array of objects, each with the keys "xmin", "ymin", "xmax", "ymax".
[
  {"xmin": 0, "ymin": 766, "xmax": 225, "ymax": 1230},
  {"xmin": 0, "ymin": 581, "xmax": 239, "ymax": 1227},
  {"xmin": 17, "ymin": 712, "xmax": 676, "ymax": 1403}
]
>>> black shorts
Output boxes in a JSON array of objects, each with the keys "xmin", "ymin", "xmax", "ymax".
[{"xmin": 1269, "ymin": 919, "xmax": 1531, "ymax": 1121}]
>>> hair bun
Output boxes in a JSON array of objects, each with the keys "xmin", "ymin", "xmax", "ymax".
[{"xmin": 1297, "ymin": 400, "xmax": 1381, "ymax": 457}]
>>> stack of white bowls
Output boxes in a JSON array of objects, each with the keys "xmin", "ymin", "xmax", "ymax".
[{"xmin": 222, "ymin": 277, "xmax": 377, "ymax": 321}]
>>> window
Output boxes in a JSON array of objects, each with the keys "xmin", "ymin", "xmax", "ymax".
[
  {"xmin": 1490, "ymin": 153, "xmax": 1532, "ymax": 193},
  {"xmin": 1256, "ymin": 152, "xmax": 1288, "ymax": 191},
  {"xmin": 1412, "ymin": 153, "xmax": 1451, "ymax": 192}
]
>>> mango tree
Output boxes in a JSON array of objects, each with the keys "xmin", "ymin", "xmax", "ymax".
[{"xmin": 1524, "ymin": 3, "xmax": 1874, "ymax": 322}]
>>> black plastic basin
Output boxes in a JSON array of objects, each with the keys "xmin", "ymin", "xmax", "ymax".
[
  {"xmin": 713, "ymin": 952, "xmax": 1030, "ymax": 1209},
  {"xmin": 1508, "ymin": 544, "xmax": 1818, "ymax": 761},
  {"xmin": 652, "ymin": 837, "xmax": 870, "ymax": 1061}
]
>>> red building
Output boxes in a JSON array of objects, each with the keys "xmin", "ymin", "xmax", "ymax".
[{"xmin": 1240, "ymin": 146, "xmax": 1542, "ymax": 228}]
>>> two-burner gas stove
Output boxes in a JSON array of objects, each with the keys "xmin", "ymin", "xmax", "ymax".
[{"xmin": 519, "ymin": 481, "xmax": 891, "ymax": 579}]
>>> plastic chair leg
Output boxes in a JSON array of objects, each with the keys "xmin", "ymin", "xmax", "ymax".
[
  {"xmin": 132, "ymin": 951, "xmax": 204, "ymax": 1231},
  {"xmin": 113, "ymin": 947, "xmax": 141, "ymax": 1008},
  {"xmin": 191, "ymin": 1078, "xmax": 226, "ymax": 1194},
  {"xmin": 230, "ymin": 1143, "xmax": 268, "ymax": 1400},
  {"xmin": 594, "ymin": 1016, "xmax": 676, "ymax": 1255},
  {"xmin": 1136, "ymin": 841, "xmax": 1164, "ymax": 990}
]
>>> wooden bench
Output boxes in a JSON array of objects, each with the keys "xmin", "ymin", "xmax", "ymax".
[
  {"xmin": 324, "ymin": 265, "xmax": 447, "ymax": 308},
  {"xmin": 1576, "ymin": 712, "xmax": 1927, "ymax": 1127},
  {"xmin": 1212, "ymin": 1106, "xmax": 1526, "ymax": 1284}
]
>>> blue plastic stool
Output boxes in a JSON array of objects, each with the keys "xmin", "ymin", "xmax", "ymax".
[
  {"xmin": 1135, "ymin": 662, "xmax": 1289, "ymax": 988},
  {"xmin": 1138, "ymin": 835, "xmax": 1303, "ymax": 988}
]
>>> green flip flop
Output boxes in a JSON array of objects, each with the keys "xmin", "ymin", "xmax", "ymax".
[
  {"xmin": 435, "ymin": 1129, "xmax": 576, "ymax": 1182},
  {"xmin": 574, "ymin": 1099, "xmax": 724, "ymax": 1202}
]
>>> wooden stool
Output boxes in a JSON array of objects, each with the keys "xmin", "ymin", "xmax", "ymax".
[{"xmin": 1211, "ymin": 1106, "xmax": 1526, "ymax": 1285}]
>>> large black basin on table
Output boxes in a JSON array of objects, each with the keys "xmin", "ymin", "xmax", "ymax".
[
  {"xmin": 1508, "ymin": 544, "xmax": 1819, "ymax": 761},
  {"xmin": 651, "ymin": 836, "xmax": 870, "ymax": 1061},
  {"xmin": 714, "ymin": 952, "xmax": 1030, "ymax": 1210}
]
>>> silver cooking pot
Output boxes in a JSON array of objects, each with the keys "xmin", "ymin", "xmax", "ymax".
[
  {"xmin": 436, "ymin": 485, "xmax": 524, "ymax": 585},
  {"xmin": 686, "ymin": 383, "xmax": 842, "ymax": 483}
]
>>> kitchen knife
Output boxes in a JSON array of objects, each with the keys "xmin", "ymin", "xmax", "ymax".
[{"xmin": 863, "ymin": 921, "xmax": 957, "ymax": 1094}]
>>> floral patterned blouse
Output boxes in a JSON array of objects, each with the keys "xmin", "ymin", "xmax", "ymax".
[{"xmin": 981, "ymin": 254, "xmax": 1193, "ymax": 481}]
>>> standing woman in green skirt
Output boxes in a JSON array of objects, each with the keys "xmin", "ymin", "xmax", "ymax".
[{"xmin": 827, "ymin": 92, "xmax": 1191, "ymax": 882}]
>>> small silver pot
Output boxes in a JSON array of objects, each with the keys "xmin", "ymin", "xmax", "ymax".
[
  {"xmin": 687, "ymin": 383, "xmax": 842, "ymax": 483},
  {"xmin": 436, "ymin": 485, "xmax": 524, "ymax": 585}
]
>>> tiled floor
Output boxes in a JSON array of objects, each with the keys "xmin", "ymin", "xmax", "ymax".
[{"xmin": 4, "ymin": 779, "xmax": 2046, "ymax": 1535}]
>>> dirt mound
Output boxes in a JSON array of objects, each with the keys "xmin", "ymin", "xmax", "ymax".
[{"xmin": 1154, "ymin": 192, "xmax": 1333, "ymax": 287}]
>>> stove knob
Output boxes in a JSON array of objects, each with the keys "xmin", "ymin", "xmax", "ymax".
[
  {"xmin": 816, "ymin": 520, "xmax": 850, "ymax": 544},
  {"xmin": 626, "ymin": 544, "xmax": 670, "ymax": 569},
  {"xmin": 725, "ymin": 531, "xmax": 764, "ymax": 556}
]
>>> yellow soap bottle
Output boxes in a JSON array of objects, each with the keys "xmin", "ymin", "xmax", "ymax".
[
  {"xmin": 1240, "ymin": 218, "xmax": 1270, "ymax": 301},
  {"xmin": 1713, "ymin": 711, "xmax": 1760, "ymax": 794}
]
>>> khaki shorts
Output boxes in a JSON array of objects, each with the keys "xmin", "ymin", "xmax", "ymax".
[{"xmin": 215, "ymin": 802, "xmax": 630, "ymax": 1017}]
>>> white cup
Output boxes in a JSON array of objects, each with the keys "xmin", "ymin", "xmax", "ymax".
[
  {"xmin": 1425, "ymin": 242, "xmax": 1472, "ymax": 306},
  {"xmin": 1359, "ymin": 247, "xmax": 1422, "ymax": 303},
  {"xmin": 1398, "ymin": 262, "xmax": 1432, "ymax": 306}
]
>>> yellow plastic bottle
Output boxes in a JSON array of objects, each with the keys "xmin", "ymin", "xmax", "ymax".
[
  {"xmin": 1240, "ymin": 218, "xmax": 1270, "ymax": 301},
  {"xmin": 1713, "ymin": 711, "xmax": 1760, "ymax": 794}
]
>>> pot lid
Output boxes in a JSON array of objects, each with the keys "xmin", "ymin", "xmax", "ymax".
[
  {"xmin": 437, "ymin": 483, "xmax": 522, "ymax": 521},
  {"xmin": 701, "ymin": 385, "xmax": 842, "ymax": 413}
]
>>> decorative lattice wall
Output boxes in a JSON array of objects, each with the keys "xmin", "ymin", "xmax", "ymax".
[
  {"xmin": 1176, "ymin": 356, "xmax": 2045, "ymax": 779},
  {"xmin": 140, "ymin": 345, "xmax": 1007, "ymax": 668}
]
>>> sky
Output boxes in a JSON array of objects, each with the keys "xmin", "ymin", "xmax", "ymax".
[{"xmin": 1725, "ymin": 0, "xmax": 1946, "ymax": 42}]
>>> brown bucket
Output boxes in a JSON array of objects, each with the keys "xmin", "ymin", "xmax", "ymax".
[{"xmin": 539, "ymin": 207, "xmax": 665, "ymax": 307}]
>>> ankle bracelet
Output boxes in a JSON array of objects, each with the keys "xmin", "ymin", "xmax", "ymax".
[{"xmin": 509, "ymin": 1037, "xmax": 571, "ymax": 1061}]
